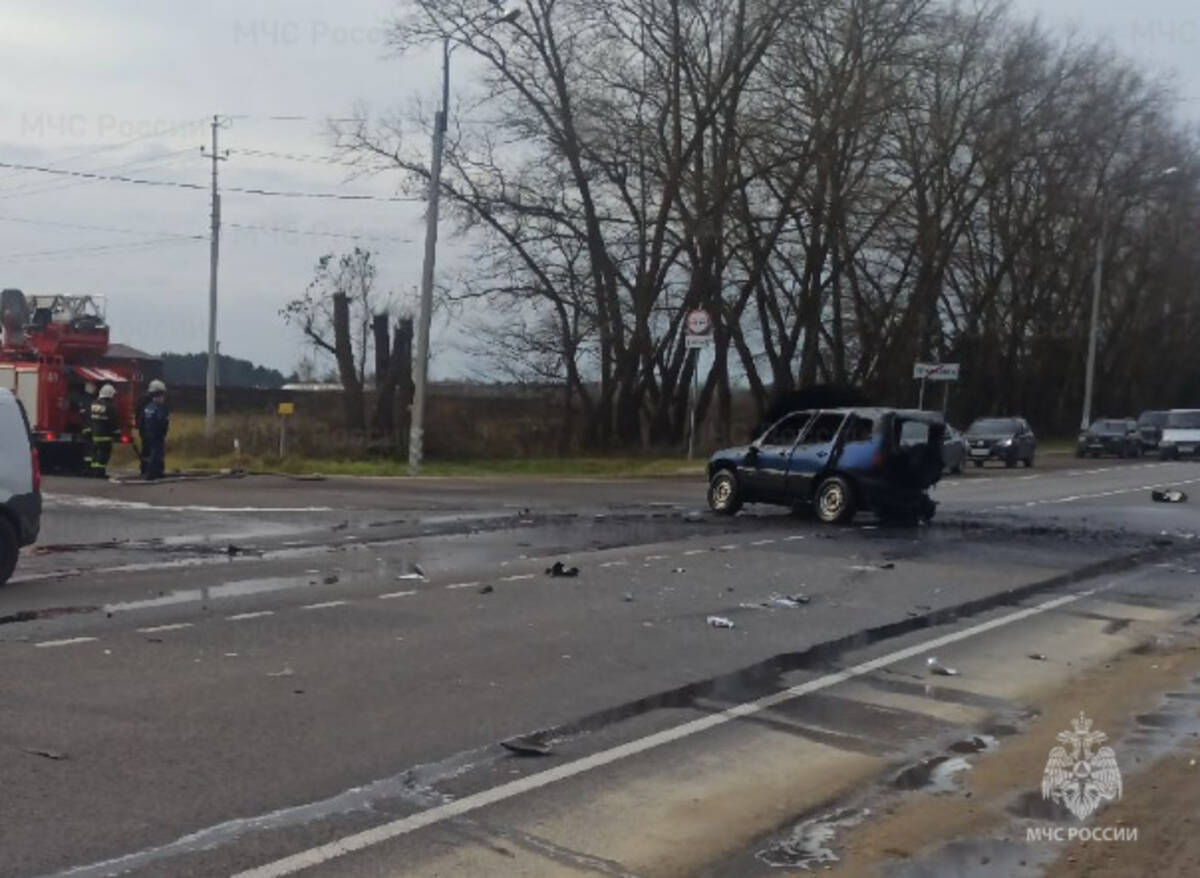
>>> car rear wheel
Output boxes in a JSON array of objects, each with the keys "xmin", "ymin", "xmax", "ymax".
[
  {"xmin": 707, "ymin": 470, "xmax": 743, "ymax": 515},
  {"xmin": 814, "ymin": 476, "xmax": 856, "ymax": 524},
  {"xmin": 1024, "ymin": 454, "xmax": 1034, "ymax": 468},
  {"xmin": 0, "ymin": 517, "xmax": 18, "ymax": 586}
]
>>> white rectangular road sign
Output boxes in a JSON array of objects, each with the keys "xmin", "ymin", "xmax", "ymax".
[
  {"xmin": 685, "ymin": 334, "xmax": 712, "ymax": 350},
  {"xmin": 913, "ymin": 362, "xmax": 960, "ymax": 381}
]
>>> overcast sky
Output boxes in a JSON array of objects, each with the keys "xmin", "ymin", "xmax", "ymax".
[{"xmin": 2, "ymin": 0, "xmax": 1198, "ymax": 376}]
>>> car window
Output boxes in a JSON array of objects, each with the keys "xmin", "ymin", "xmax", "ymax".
[
  {"xmin": 968, "ymin": 418, "xmax": 1017, "ymax": 434},
  {"xmin": 798, "ymin": 412, "xmax": 846, "ymax": 446},
  {"xmin": 842, "ymin": 416, "xmax": 875, "ymax": 444},
  {"xmin": 1166, "ymin": 411, "xmax": 1200, "ymax": 429},
  {"xmin": 1139, "ymin": 411, "xmax": 1168, "ymax": 427},
  {"xmin": 760, "ymin": 412, "xmax": 813, "ymax": 447},
  {"xmin": 899, "ymin": 420, "xmax": 933, "ymax": 446}
]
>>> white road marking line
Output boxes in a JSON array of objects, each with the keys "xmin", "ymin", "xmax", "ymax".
[
  {"xmin": 34, "ymin": 637, "xmax": 98, "ymax": 648},
  {"xmin": 231, "ymin": 585, "xmax": 1104, "ymax": 878},
  {"xmin": 716, "ymin": 544, "xmax": 739, "ymax": 551},
  {"xmin": 749, "ymin": 539, "xmax": 776, "ymax": 546},
  {"xmin": 378, "ymin": 590, "xmax": 417, "ymax": 600},
  {"xmin": 227, "ymin": 611, "xmax": 275, "ymax": 621},
  {"xmin": 682, "ymin": 549, "xmax": 706, "ymax": 556},
  {"xmin": 599, "ymin": 560, "xmax": 628, "ymax": 568},
  {"xmin": 783, "ymin": 535, "xmax": 805, "ymax": 541},
  {"xmin": 993, "ymin": 475, "xmax": 1200, "ymax": 511},
  {"xmin": 644, "ymin": 555, "xmax": 669, "ymax": 561},
  {"xmin": 500, "ymin": 574, "xmax": 536, "ymax": 582},
  {"xmin": 445, "ymin": 581, "xmax": 481, "ymax": 590},
  {"xmin": 137, "ymin": 623, "xmax": 193, "ymax": 633},
  {"xmin": 43, "ymin": 493, "xmax": 335, "ymax": 514},
  {"xmin": 300, "ymin": 601, "xmax": 348, "ymax": 610}
]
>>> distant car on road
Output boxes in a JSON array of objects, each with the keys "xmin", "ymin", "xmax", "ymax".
[
  {"xmin": 1159, "ymin": 409, "xmax": 1200, "ymax": 460},
  {"xmin": 1077, "ymin": 418, "xmax": 1141, "ymax": 458},
  {"xmin": 707, "ymin": 407, "xmax": 944, "ymax": 524},
  {"xmin": 1, "ymin": 388, "xmax": 41, "ymax": 585},
  {"xmin": 963, "ymin": 417, "xmax": 1037, "ymax": 468},
  {"xmin": 1137, "ymin": 410, "xmax": 1169, "ymax": 453}
]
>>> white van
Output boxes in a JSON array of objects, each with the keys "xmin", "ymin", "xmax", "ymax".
[
  {"xmin": 1, "ymin": 388, "xmax": 41, "ymax": 584},
  {"xmin": 1159, "ymin": 409, "xmax": 1200, "ymax": 460}
]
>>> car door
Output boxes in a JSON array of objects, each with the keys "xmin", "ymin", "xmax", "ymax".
[
  {"xmin": 785, "ymin": 411, "xmax": 849, "ymax": 502},
  {"xmin": 743, "ymin": 412, "xmax": 814, "ymax": 502}
]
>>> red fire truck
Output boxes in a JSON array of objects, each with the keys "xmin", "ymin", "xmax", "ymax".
[{"xmin": 0, "ymin": 289, "xmax": 141, "ymax": 471}]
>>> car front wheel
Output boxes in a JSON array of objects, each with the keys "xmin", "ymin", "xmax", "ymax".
[
  {"xmin": 707, "ymin": 470, "xmax": 743, "ymax": 515},
  {"xmin": 814, "ymin": 476, "xmax": 856, "ymax": 524},
  {"xmin": 0, "ymin": 517, "xmax": 18, "ymax": 586}
]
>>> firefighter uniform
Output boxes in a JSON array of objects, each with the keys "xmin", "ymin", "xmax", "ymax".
[
  {"xmin": 141, "ymin": 386, "xmax": 169, "ymax": 480},
  {"xmin": 87, "ymin": 385, "xmax": 119, "ymax": 477}
]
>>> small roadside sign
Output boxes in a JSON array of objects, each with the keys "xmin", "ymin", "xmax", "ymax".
[
  {"xmin": 685, "ymin": 308, "xmax": 712, "ymax": 349},
  {"xmin": 913, "ymin": 362, "xmax": 960, "ymax": 381},
  {"xmin": 277, "ymin": 402, "xmax": 295, "ymax": 416}
]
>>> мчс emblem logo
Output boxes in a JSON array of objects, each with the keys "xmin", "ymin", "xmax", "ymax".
[{"xmin": 1041, "ymin": 712, "xmax": 1123, "ymax": 821}]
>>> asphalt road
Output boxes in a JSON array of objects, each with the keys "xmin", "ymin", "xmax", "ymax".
[{"xmin": 2, "ymin": 457, "xmax": 1199, "ymax": 877}]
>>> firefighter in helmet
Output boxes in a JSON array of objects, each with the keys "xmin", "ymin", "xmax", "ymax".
[
  {"xmin": 87, "ymin": 384, "xmax": 119, "ymax": 478},
  {"xmin": 78, "ymin": 381, "xmax": 99, "ymax": 474},
  {"xmin": 140, "ymin": 380, "xmax": 169, "ymax": 480}
]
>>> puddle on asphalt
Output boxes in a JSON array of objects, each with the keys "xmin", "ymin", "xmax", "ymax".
[
  {"xmin": 882, "ymin": 837, "xmax": 1052, "ymax": 878},
  {"xmin": 104, "ymin": 576, "xmax": 328, "ymax": 613},
  {"xmin": 755, "ymin": 807, "xmax": 870, "ymax": 869}
]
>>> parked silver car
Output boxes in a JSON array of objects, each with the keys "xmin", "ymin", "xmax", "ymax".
[{"xmin": 1, "ymin": 388, "xmax": 41, "ymax": 585}]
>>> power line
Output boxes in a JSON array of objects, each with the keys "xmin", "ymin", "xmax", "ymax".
[
  {"xmin": 1, "ymin": 235, "xmax": 206, "ymax": 262},
  {"xmin": 0, "ymin": 116, "xmax": 210, "ymax": 184},
  {"xmin": 230, "ymin": 147, "xmax": 359, "ymax": 167},
  {"xmin": 0, "ymin": 148, "xmax": 198, "ymax": 197},
  {"xmin": 0, "ymin": 214, "xmax": 201, "ymax": 237},
  {"xmin": 0, "ymin": 160, "xmax": 422, "ymax": 202},
  {"xmin": 225, "ymin": 222, "xmax": 414, "ymax": 242}
]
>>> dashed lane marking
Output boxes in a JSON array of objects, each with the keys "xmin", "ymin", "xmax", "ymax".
[
  {"xmin": 682, "ymin": 549, "xmax": 706, "ymax": 556},
  {"xmin": 34, "ymin": 637, "xmax": 98, "ymax": 648},
  {"xmin": 136, "ymin": 623, "xmax": 193, "ymax": 634},
  {"xmin": 644, "ymin": 555, "xmax": 669, "ymax": 561},
  {"xmin": 444, "ymin": 582, "xmax": 480, "ymax": 590},
  {"xmin": 300, "ymin": 601, "xmax": 348, "ymax": 611},
  {"xmin": 227, "ymin": 612, "xmax": 275, "ymax": 621},
  {"xmin": 500, "ymin": 574, "xmax": 536, "ymax": 582},
  {"xmin": 378, "ymin": 590, "xmax": 417, "ymax": 600},
  {"xmin": 750, "ymin": 539, "xmax": 776, "ymax": 546}
]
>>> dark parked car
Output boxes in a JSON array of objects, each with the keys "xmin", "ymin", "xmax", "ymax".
[
  {"xmin": 1077, "ymin": 418, "xmax": 1140, "ymax": 458},
  {"xmin": 1137, "ymin": 410, "xmax": 1169, "ymax": 452},
  {"xmin": 706, "ymin": 408, "xmax": 944, "ymax": 524},
  {"xmin": 964, "ymin": 417, "xmax": 1036, "ymax": 468}
]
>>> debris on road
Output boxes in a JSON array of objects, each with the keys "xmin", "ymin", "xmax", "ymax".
[
  {"xmin": 322, "ymin": 575, "xmax": 339, "ymax": 585},
  {"xmin": 331, "ymin": 521, "xmax": 349, "ymax": 531},
  {"xmin": 671, "ymin": 567, "xmax": 686, "ymax": 574},
  {"xmin": 479, "ymin": 584, "xmax": 495, "ymax": 594},
  {"xmin": 501, "ymin": 735, "xmax": 553, "ymax": 757},
  {"xmin": 1152, "ymin": 489, "xmax": 1189, "ymax": 503},
  {"xmin": 267, "ymin": 667, "xmax": 295, "ymax": 677},
  {"xmin": 546, "ymin": 561, "xmax": 580, "ymax": 578},
  {"xmin": 396, "ymin": 572, "xmax": 425, "ymax": 581},
  {"xmin": 622, "ymin": 592, "xmax": 634, "ymax": 602},
  {"xmin": 707, "ymin": 615, "xmax": 736, "ymax": 629},
  {"xmin": 926, "ymin": 656, "xmax": 960, "ymax": 676},
  {"xmin": 1029, "ymin": 653, "xmax": 1047, "ymax": 661},
  {"xmin": 22, "ymin": 747, "xmax": 67, "ymax": 761}
]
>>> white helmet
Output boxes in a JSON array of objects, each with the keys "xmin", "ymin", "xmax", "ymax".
[
  {"xmin": 99, "ymin": 384, "xmax": 117, "ymax": 399},
  {"xmin": 148, "ymin": 379, "xmax": 167, "ymax": 394},
  {"xmin": 84, "ymin": 382, "xmax": 97, "ymax": 395}
]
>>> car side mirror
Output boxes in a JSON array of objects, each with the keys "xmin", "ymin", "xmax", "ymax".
[{"xmin": 745, "ymin": 446, "xmax": 759, "ymax": 465}]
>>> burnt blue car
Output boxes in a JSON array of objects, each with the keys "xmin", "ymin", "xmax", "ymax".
[{"xmin": 706, "ymin": 408, "xmax": 944, "ymax": 524}]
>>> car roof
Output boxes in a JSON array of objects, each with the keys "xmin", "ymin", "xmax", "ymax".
[
  {"xmin": 1168, "ymin": 408, "xmax": 1200, "ymax": 413},
  {"xmin": 781, "ymin": 407, "xmax": 944, "ymax": 423}
]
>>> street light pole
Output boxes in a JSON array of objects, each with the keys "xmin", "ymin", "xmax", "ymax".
[
  {"xmin": 1081, "ymin": 210, "xmax": 1104, "ymax": 431},
  {"xmin": 409, "ymin": 38, "xmax": 450, "ymax": 475},
  {"xmin": 1079, "ymin": 166, "xmax": 1176, "ymax": 431},
  {"xmin": 408, "ymin": 9, "xmax": 520, "ymax": 474}
]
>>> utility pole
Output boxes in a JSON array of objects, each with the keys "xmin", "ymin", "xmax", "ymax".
[
  {"xmin": 409, "ymin": 39, "xmax": 450, "ymax": 475},
  {"xmin": 201, "ymin": 116, "xmax": 228, "ymax": 439},
  {"xmin": 1080, "ymin": 214, "xmax": 1104, "ymax": 431}
]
